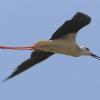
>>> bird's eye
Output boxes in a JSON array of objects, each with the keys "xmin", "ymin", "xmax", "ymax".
[{"xmin": 85, "ymin": 47, "xmax": 89, "ymax": 51}]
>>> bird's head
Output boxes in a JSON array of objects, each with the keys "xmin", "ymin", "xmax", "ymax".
[{"xmin": 80, "ymin": 47, "xmax": 100, "ymax": 60}]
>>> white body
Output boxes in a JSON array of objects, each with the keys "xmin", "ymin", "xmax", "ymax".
[{"xmin": 35, "ymin": 34, "xmax": 81, "ymax": 57}]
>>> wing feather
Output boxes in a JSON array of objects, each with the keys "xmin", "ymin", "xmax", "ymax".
[
  {"xmin": 51, "ymin": 12, "xmax": 91, "ymax": 40},
  {"xmin": 4, "ymin": 50, "xmax": 53, "ymax": 81}
]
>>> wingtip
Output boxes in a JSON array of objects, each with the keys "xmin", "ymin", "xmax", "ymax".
[
  {"xmin": 72, "ymin": 12, "xmax": 91, "ymax": 21},
  {"xmin": 2, "ymin": 75, "xmax": 13, "ymax": 82}
]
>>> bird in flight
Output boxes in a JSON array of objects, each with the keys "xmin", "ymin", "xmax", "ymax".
[{"xmin": 1, "ymin": 12, "xmax": 100, "ymax": 81}]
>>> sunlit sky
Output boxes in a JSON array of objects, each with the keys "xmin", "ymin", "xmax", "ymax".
[{"xmin": 0, "ymin": 0, "xmax": 100, "ymax": 100}]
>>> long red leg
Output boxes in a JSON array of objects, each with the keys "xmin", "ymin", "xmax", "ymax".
[{"xmin": 0, "ymin": 45, "xmax": 47, "ymax": 50}]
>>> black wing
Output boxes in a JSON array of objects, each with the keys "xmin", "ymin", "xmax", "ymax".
[
  {"xmin": 4, "ymin": 12, "xmax": 91, "ymax": 81},
  {"xmin": 51, "ymin": 12, "xmax": 91, "ymax": 40},
  {"xmin": 4, "ymin": 50, "xmax": 53, "ymax": 81}
]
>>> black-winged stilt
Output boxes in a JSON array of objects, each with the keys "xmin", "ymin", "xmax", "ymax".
[{"xmin": 1, "ymin": 12, "xmax": 100, "ymax": 81}]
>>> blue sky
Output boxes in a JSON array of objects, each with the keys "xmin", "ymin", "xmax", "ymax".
[{"xmin": 0, "ymin": 0, "xmax": 100, "ymax": 100}]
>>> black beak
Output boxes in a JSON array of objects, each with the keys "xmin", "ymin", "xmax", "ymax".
[{"xmin": 91, "ymin": 53, "xmax": 100, "ymax": 60}]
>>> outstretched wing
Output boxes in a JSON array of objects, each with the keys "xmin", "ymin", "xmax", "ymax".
[
  {"xmin": 4, "ymin": 12, "xmax": 91, "ymax": 81},
  {"xmin": 4, "ymin": 50, "xmax": 54, "ymax": 81},
  {"xmin": 51, "ymin": 12, "xmax": 91, "ymax": 40}
]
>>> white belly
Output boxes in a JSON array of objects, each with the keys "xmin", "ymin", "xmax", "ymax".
[{"xmin": 35, "ymin": 39, "xmax": 81, "ymax": 57}]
